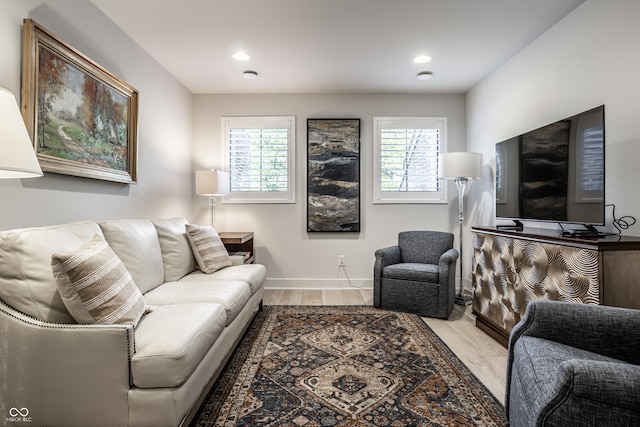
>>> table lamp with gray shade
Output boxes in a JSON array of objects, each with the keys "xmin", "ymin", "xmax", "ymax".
[
  {"xmin": 438, "ymin": 151, "xmax": 482, "ymax": 306},
  {"xmin": 0, "ymin": 87, "xmax": 42, "ymax": 178},
  {"xmin": 195, "ymin": 169, "xmax": 229, "ymax": 227}
]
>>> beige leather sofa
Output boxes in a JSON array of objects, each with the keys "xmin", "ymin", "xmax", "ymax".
[{"xmin": 0, "ymin": 217, "xmax": 266, "ymax": 427}]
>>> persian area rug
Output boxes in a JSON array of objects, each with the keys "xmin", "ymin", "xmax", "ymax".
[{"xmin": 193, "ymin": 305, "xmax": 507, "ymax": 426}]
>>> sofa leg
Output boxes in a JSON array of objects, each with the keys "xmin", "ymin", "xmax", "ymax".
[{"xmin": 259, "ymin": 300, "xmax": 264, "ymax": 311}]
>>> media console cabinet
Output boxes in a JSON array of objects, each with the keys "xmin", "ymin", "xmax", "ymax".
[{"xmin": 471, "ymin": 226, "xmax": 640, "ymax": 346}]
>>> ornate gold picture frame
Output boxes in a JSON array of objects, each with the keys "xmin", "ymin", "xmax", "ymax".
[{"xmin": 21, "ymin": 19, "xmax": 138, "ymax": 184}]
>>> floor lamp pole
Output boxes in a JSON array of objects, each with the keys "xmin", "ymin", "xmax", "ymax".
[
  {"xmin": 208, "ymin": 195, "xmax": 216, "ymax": 228},
  {"xmin": 454, "ymin": 177, "xmax": 472, "ymax": 306}
]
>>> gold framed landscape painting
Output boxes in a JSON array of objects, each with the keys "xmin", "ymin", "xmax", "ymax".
[{"xmin": 21, "ymin": 19, "xmax": 138, "ymax": 184}]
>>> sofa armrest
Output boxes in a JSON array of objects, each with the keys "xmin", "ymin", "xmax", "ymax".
[
  {"xmin": 0, "ymin": 299, "xmax": 134, "ymax": 427},
  {"xmin": 508, "ymin": 301, "xmax": 640, "ymax": 365},
  {"xmin": 539, "ymin": 360, "xmax": 640, "ymax": 424}
]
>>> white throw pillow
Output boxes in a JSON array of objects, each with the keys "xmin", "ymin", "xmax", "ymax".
[
  {"xmin": 51, "ymin": 234, "xmax": 149, "ymax": 326},
  {"xmin": 185, "ymin": 224, "xmax": 232, "ymax": 274}
]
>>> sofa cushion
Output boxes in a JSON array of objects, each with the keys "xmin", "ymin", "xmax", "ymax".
[
  {"xmin": 181, "ymin": 264, "xmax": 267, "ymax": 296},
  {"xmin": 151, "ymin": 217, "xmax": 198, "ymax": 281},
  {"xmin": 185, "ymin": 224, "xmax": 232, "ymax": 274},
  {"xmin": 0, "ymin": 221, "xmax": 103, "ymax": 323},
  {"xmin": 144, "ymin": 280, "xmax": 251, "ymax": 325},
  {"xmin": 99, "ymin": 219, "xmax": 165, "ymax": 294},
  {"xmin": 131, "ymin": 303, "xmax": 226, "ymax": 388},
  {"xmin": 51, "ymin": 234, "xmax": 149, "ymax": 326}
]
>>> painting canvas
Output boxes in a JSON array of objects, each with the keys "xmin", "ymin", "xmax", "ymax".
[
  {"xmin": 21, "ymin": 19, "xmax": 138, "ymax": 183},
  {"xmin": 307, "ymin": 119, "xmax": 360, "ymax": 232}
]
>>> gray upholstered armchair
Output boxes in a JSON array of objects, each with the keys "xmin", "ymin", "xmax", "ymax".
[
  {"xmin": 506, "ymin": 300, "xmax": 640, "ymax": 427},
  {"xmin": 373, "ymin": 230, "xmax": 458, "ymax": 319}
]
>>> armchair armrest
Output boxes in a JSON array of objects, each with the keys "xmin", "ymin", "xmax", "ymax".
[
  {"xmin": 374, "ymin": 245, "xmax": 401, "ymax": 269},
  {"xmin": 438, "ymin": 247, "xmax": 458, "ymax": 285},
  {"xmin": 0, "ymin": 299, "xmax": 134, "ymax": 427},
  {"xmin": 540, "ymin": 360, "xmax": 640, "ymax": 423},
  {"xmin": 373, "ymin": 246, "xmax": 401, "ymax": 306},
  {"xmin": 508, "ymin": 300, "xmax": 640, "ymax": 365}
]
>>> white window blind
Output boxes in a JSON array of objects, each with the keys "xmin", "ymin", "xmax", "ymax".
[
  {"xmin": 373, "ymin": 117, "xmax": 447, "ymax": 204},
  {"xmin": 223, "ymin": 116, "xmax": 295, "ymax": 203},
  {"xmin": 380, "ymin": 128, "xmax": 440, "ymax": 192},
  {"xmin": 574, "ymin": 110, "xmax": 604, "ymax": 203},
  {"xmin": 579, "ymin": 126, "xmax": 604, "ymax": 193}
]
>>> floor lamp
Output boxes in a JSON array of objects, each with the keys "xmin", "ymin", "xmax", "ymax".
[
  {"xmin": 195, "ymin": 169, "xmax": 230, "ymax": 228},
  {"xmin": 0, "ymin": 87, "xmax": 43, "ymax": 179},
  {"xmin": 439, "ymin": 152, "xmax": 482, "ymax": 306}
]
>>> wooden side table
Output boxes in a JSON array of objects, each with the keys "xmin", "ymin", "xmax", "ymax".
[{"xmin": 219, "ymin": 232, "xmax": 254, "ymax": 264}]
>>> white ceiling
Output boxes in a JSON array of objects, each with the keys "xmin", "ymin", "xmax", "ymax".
[{"xmin": 91, "ymin": 0, "xmax": 585, "ymax": 94}]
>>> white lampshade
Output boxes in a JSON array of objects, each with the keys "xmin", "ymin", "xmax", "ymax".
[
  {"xmin": 0, "ymin": 87, "xmax": 43, "ymax": 178},
  {"xmin": 195, "ymin": 169, "xmax": 230, "ymax": 196},
  {"xmin": 439, "ymin": 152, "xmax": 482, "ymax": 180}
]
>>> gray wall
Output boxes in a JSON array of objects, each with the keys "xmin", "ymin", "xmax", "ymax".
[{"xmin": 0, "ymin": 0, "xmax": 194, "ymax": 230}]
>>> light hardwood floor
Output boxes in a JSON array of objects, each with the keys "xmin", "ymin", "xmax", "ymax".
[{"xmin": 263, "ymin": 288, "xmax": 508, "ymax": 404}]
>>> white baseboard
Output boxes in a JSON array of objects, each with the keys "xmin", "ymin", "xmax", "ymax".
[{"xmin": 265, "ymin": 278, "xmax": 373, "ymax": 290}]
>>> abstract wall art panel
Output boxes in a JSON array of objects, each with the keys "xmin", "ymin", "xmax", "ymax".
[{"xmin": 307, "ymin": 119, "xmax": 360, "ymax": 232}]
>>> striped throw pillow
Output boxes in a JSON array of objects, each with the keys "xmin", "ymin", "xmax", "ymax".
[
  {"xmin": 51, "ymin": 234, "xmax": 149, "ymax": 326},
  {"xmin": 185, "ymin": 224, "xmax": 232, "ymax": 274}
]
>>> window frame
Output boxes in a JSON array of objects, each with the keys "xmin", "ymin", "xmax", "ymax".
[
  {"xmin": 222, "ymin": 116, "xmax": 296, "ymax": 204},
  {"xmin": 373, "ymin": 116, "xmax": 448, "ymax": 204}
]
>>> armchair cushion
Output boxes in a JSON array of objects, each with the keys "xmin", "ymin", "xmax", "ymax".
[
  {"xmin": 507, "ymin": 300, "xmax": 640, "ymax": 427},
  {"xmin": 512, "ymin": 337, "xmax": 628, "ymax": 417},
  {"xmin": 382, "ymin": 263, "xmax": 440, "ymax": 282},
  {"xmin": 398, "ymin": 230, "xmax": 454, "ymax": 264}
]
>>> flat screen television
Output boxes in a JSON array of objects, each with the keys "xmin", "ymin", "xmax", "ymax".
[{"xmin": 495, "ymin": 105, "xmax": 605, "ymax": 229}]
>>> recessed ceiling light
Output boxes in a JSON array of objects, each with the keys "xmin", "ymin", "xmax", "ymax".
[
  {"xmin": 414, "ymin": 55, "xmax": 432, "ymax": 64},
  {"xmin": 243, "ymin": 70, "xmax": 258, "ymax": 79},
  {"xmin": 417, "ymin": 71, "xmax": 433, "ymax": 80},
  {"xmin": 233, "ymin": 52, "xmax": 251, "ymax": 61}
]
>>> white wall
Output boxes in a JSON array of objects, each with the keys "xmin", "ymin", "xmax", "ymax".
[
  {"xmin": 0, "ymin": 0, "xmax": 193, "ymax": 230},
  {"xmin": 467, "ymin": 0, "xmax": 640, "ymax": 239},
  {"xmin": 10, "ymin": 1, "xmax": 627, "ymax": 293},
  {"xmin": 193, "ymin": 93, "xmax": 466, "ymax": 288}
]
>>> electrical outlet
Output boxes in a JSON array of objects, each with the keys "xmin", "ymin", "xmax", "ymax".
[{"xmin": 338, "ymin": 255, "xmax": 346, "ymax": 267}]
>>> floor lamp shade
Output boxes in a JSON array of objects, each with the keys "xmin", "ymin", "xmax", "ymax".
[
  {"xmin": 195, "ymin": 170, "xmax": 230, "ymax": 196},
  {"xmin": 0, "ymin": 87, "xmax": 43, "ymax": 178},
  {"xmin": 438, "ymin": 152, "xmax": 482, "ymax": 180}
]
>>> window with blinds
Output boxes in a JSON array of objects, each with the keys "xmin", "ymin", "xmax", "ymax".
[
  {"xmin": 223, "ymin": 116, "xmax": 295, "ymax": 203},
  {"xmin": 373, "ymin": 117, "xmax": 447, "ymax": 204},
  {"xmin": 579, "ymin": 125, "xmax": 604, "ymax": 193},
  {"xmin": 574, "ymin": 110, "xmax": 604, "ymax": 203}
]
